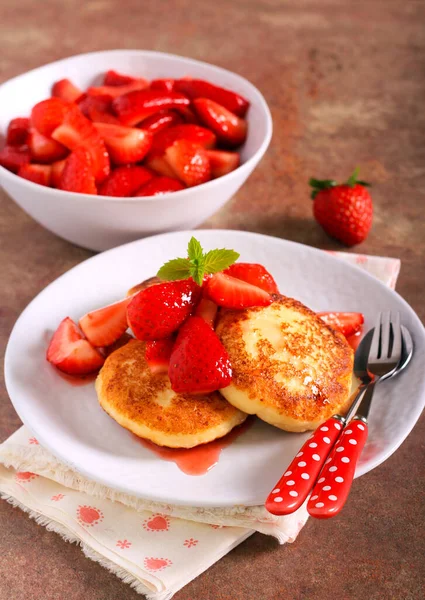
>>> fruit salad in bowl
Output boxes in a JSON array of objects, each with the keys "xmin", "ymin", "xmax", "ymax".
[
  {"xmin": 0, "ymin": 50, "xmax": 272, "ymax": 250},
  {"xmin": 46, "ymin": 236, "xmax": 364, "ymax": 449}
]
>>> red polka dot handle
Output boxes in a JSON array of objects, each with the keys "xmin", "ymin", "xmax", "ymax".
[
  {"xmin": 307, "ymin": 417, "xmax": 368, "ymax": 519},
  {"xmin": 265, "ymin": 416, "xmax": 343, "ymax": 516}
]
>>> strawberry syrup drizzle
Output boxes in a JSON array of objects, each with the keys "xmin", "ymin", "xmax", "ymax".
[
  {"xmin": 135, "ymin": 417, "xmax": 254, "ymax": 475},
  {"xmin": 56, "ymin": 370, "xmax": 98, "ymax": 386}
]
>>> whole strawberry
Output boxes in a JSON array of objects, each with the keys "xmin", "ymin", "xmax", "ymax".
[{"xmin": 310, "ymin": 169, "xmax": 373, "ymax": 246}]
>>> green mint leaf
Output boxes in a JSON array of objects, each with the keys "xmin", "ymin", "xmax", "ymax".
[
  {"xmin": 157, "ymin": 258, "xmax": 191, "ymax": 281},
  {"xmin": 189, "ymin": 260, "xmax": 205, "ymax": 286},
  {"xmin": 187, "ymin": 237, "xmax": 204, "ymax": 262},
  {"xmin": 203, "ymin": 249, "xmax": 240, "ymax": 274}
]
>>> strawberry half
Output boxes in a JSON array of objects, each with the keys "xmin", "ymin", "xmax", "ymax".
[
  {"xmin": 60, "ymin": 147, "xmax": 97, "ymax": 194},
  {"xmin": 104, "ymin": 69, "xmax": 140, "ymax": 86},
  {"xmin": 6, "ymin": 118, "xmax": 30, "ymax": 146},
  {"xmin": 87, "ymin": 80, "xmax": 148, "ymax": 99},
  {"xmin": 168, "ymin": 316, "xmax": 232, "ymax": 394},
  {"xmin": 165, "ymin": 139, "xmax": 211, "ymax": 187},
  {"xmin": 0, "ymin": 145, "xmax": 30, "ymax": 172},
  {"xmin": 52, "ymin": 107, "xmax": 110, "ymax": 183},
  {"xmin": 50, "ymin": 159, "xmax": 67, "ymax": 188},
  {"xmin": 318, "ymin": 312, "xmax": 364, "ymax": 338},
  {"xmin": 145, "ymin": 338, "xmax": 174, "ymax": 374},
  {"xmin": 206, "ymin": 150, "xmax": 240, "ymax": 178},
  {"xmin": 18, "ymin": 163, "xmax": 52, "ymax": 186},
  {"xmin": 31, "ymin": 97, "xmax": 71, "ymax": 137},
  {"xmin": 174, "ymin": 79, "xmax": 249, "ymax": 117},
  {"xmin": 193, "ymin": 98, "xmax": 247, "ymax": 147},
  {"xmin": 135, "ymin": 176, "xmax": 185, "ymax": 196},
  {"xmin": 112, "ymin": 90, "xmax": 190, "ymax": 127},
  {"xmin": 78, "ymin": 94, "xmax": 112, "ymax": 118},
  {"xmin": 150, "ymin": 79, "xmax": 176, "ymax": 93},
  {"xmin": 149, "ymin": 124, "xmax": 216, "ymax": 158},
  {"xmin": 194, "ymin": 297, "xmax": 218, "ymax": 328},
  {"xmin": 47, "ymin": 317, "xmax": 104, "ymax": 375},
  {"xmin": 127, "ymin": 279, "xmax": 202, "ymax": 340},
  {"xmin": 99, "ymin": 165, "xmax": 153, "ymax": 196},
  {"xmin": 93, "ymin": 122, "xmax": 152, "ymax": 165},
  {"xmin": 206, "ymin": 273, "xmax": 272, "ymax": 309},
  {"xmin": 145, "ymin": 155, "xmax": 177, "ymax": 178},
  {"xmin": 140, "ymin": 110, "xmax": 183, "ymax": 134},
  {"xmin": 28, "ymin": 129, "xmax": 68, "ymax": 163},
  {"xmin": 224, "ymin": 263, "xmax": 279, "ymax": 293},
  {"xmin": 52, "ymin": 78, "xmax": 83, "ymax": 103},
  {"xmin": 79, "ymin": 296, "xmax": 132, "ymax": 347}
]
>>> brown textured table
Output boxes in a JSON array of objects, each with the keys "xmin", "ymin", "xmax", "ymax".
[{"xmin": 1, "ymin": 1, "xmax": 425, "ymax": 599}]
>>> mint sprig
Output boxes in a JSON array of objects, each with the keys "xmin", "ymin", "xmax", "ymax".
[{"xmin": 157, "ymin": 236, "xmax": 240, "ymax": 286}]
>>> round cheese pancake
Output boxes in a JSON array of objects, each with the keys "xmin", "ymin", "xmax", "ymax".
[
  {"xmin": 96, "ymin": 339, "xmax": 247, "ymax": 448},
  {"xmin": 215, "ymin": 295, "xmax": 353, "ymax": 432}
]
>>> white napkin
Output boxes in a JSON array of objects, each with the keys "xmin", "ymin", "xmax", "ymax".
[{"xmin": 0, "ymin": 251, "xmax": 400, "ymax": 599}]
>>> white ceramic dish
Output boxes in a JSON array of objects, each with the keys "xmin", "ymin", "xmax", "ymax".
[
  {"xmin": 0, "ymin": 50, "xmax": 272, "ymax": 252},
  {"xmin": 5, "ymin": 230, "xmax": 425, "ymax": 507}
]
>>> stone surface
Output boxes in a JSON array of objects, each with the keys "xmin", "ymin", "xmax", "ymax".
[{"xmin": 1, "ymin": 0, "xmax": 425, "ymax": 598}]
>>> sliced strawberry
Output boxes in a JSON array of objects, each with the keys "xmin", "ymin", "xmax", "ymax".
[
  {"xmin": 88, "ymin": 108, "xmax": 121, "ymax": 125},
  {"xmin": 46, "ymin": 317, "xmax": 104, "ymax": 375},
  {"xmin": 194, "ymin": 297, "xmax": 218, "ymax": 328},
  {"xmin": 193, "ymin": 98, "xmax": 247, "ymax": 147},
  {"xmin": 52, "ymin": 78, "xmax": 83, "ymax": 103},
  {"xmin": 149, "ymin": 124, "xmax": 216, "ymax": 158},
  {"xmin": 168, "ymin": 316, "xmax": 232, "ymax": 394},
  {"xmin": 78, "ymin": 94, "xmax": 112, "ymax": 118},
  {"xmin": 99, "ymin": 165, "xmax": 154, "ymax": 197},
  {"xmin": 177, "ymin": 106, "xmax": 200, "ymax": 124},
  {"xmin": 206, "ymin": 150, "xmax": 240, "ymax": 178},
  {"xmin": 0, "ymin": 145, "xmax": 30, "ymax": 172},
  {"xmin": 60, "ymin": 147, "xmax": 97, "ymax": 194},
  {"xmin": 145, "ymin": 155, "xmax": 177, "ymax": 178},
  {"xmin": 28, "ymin": 129, "xmax": 68, "ymax": 163},
  {"xmin": 18, "ymin": 163, "xmax": 52, "ymax": 186},
  {"xmin": 206, "ymin": 273, "xmax": 272, "ymax": 309},
  {"xmin": 145, "ymin": 338, "xmax": 174, "ymax": 374},
  {"xmin": 150, "ymin": 79, "xmax": 176, "ymax": 93},
  {"xmin": 140, "ymin": 110, "xmax": 183, "ymax": 134},
  {"xmin": 79, "ymin": 296, "xmax": 131, "ymax": 347},
  {"xmin": 52, "ymin": 107, "xmax": 110, "ymax": 183},
  {"xmin": 6, "ymin": 118, "xmax": 30, "ymax": 146},
  {"xmin": 112, "ymin": 90, "xmax": 190, "ymax": 127},
  {"xmin": 31, "ymin": 97, "xmax": 71, "ymax": 137},
  {"xmin": 317, "ymin": 312, "xmax": 364, "ymax": 338},
  {"xmin": 224, "ymin": 263, "xmax": 279, "ymax": 293},
  {"xmin": 165, "ymin": 139, "xmax": 211, "ymax": 187},
  {"xmin": 127, "ymin": 279, "xmax": 202, "ymax": 340},
  {"xmin": 175, "ymin": 79, "xmax": 250, "ymax": 117},
  {"xmin": 135, "ymin": 176, "xmax": 185, "ymax": 196},
  {"xmin": 93, "ymin": 122, "xmax": 152, "ymax": 165},
  {"xmin": 87, "ymin": 80, "xmax": 148, "ymax": 99},
  {"xmin": 51, "ymin": 159, "xmax": 67, "ymax": 188},
  {"xmin": 104, "ymin": 69, "xmax": 140, "ymax": 86}
]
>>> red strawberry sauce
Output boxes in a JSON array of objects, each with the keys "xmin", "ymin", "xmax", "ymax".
[{"xmin": 134, "ymin": 417, "xmax": 254, "ymax": 475}]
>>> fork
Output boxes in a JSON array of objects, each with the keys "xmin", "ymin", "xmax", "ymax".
[{"xmin": 307, "ymin": 311, "xmax": 402, "ymax": 518}]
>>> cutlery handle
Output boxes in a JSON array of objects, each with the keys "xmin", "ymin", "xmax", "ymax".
[
  {"xmin": 265, "ymin": 416, "xmax": 344, "ymax": 516},
  {"xmin": 307, "ymin": 417, "xmax": 368, "ymax": 519}
]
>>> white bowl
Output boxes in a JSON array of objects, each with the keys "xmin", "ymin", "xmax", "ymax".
[{"xmin": 0, "ymin": 50, "xmax": 272, "ymax": 251}]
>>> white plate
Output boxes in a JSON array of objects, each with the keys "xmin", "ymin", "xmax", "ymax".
[{"xmin": 5, "ymin": 231, "xmax": 425, "ymax": 507}]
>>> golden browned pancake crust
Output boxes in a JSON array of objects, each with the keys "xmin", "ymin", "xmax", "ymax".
[
  {"xmin": 96, "ymin": 339, "xmax": 247, "ymax": 447},
  {"xmin": 215, "ymin": 294, "xmax": 354, "ymax": 432}
]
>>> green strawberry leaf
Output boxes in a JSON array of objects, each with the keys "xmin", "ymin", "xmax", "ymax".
[
  {"xmin": 203, "ymin": 249, "xmax": 240, "ymax": 274},
  {"xmin": 157, "ymin": 258, "xmax": 192, "ymax": 281}
]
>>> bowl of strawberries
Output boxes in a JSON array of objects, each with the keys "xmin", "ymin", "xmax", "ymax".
[{"xmin": 0, "ymin": 50, "xmax": 272, "ymax": 251}]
